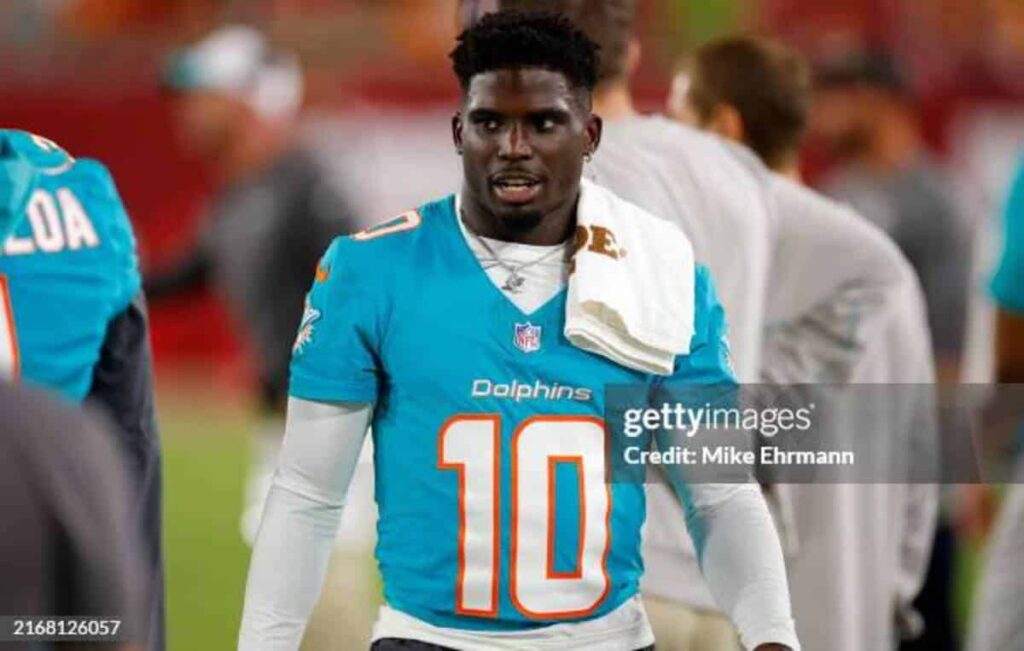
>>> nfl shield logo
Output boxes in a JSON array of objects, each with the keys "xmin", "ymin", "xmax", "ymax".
[{"xmin": 513, "ymin": 322, "xmax": 542, "ymax": 353}]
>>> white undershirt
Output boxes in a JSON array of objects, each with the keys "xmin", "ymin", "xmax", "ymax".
[
  {"xmin": 455, "ymin": 194, "xmax": 570, "ymax": 314},
  {"xmin": 237, "ymin": 200, "xmax": 799, "ymax": 651}
]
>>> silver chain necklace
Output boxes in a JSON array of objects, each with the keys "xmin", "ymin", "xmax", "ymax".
[{"xmin": 466, "ymin": 225, "xmax": 569, "ymax": 294}]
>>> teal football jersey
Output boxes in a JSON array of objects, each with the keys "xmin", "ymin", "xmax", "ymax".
[
  {"xmin": 0, "ymin": 131, "xmax": 141, "ymax": 399},
  {"xmin": 992, "ymin": 155, "xmax": 1024, "ymax": 315},
  {"xmin": 290, "ymin": 196, "xmax": 734, "ymax": 631},
  {"xmin": 0, "ymin": 134, "xmax": 38, "ymax": 242}
]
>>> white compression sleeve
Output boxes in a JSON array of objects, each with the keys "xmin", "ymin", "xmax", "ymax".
[
  {"xmin": 238, "ymin": 398, "xmax": 372, "ymax": 651},
  {"xmin": 681, "ymin": 482, "xmax": 801, "ymax": 651}
]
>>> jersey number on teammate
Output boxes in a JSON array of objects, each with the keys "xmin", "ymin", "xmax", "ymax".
[
  {"xmin": 0, "ymin": 274, "xmax": 19, "ymax": 379},
  {"xmin": 439, "ymin": 415, "xmax": 611, "ymax": 619}
]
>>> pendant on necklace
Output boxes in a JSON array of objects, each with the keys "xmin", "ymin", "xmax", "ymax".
[{"xmin": 502, "ymin": 271, "xmax": 526, "ymax": 293}]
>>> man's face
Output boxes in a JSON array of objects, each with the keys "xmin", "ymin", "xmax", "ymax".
[
  {"xmin": 453, "ymin": 67, "xmax": 601, "ymax": 231},
  {"xmin": 170, "ymin": 90, "xmax": 247, "ymax": 158}
]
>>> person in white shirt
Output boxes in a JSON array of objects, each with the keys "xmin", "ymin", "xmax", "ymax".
[{"xmin": 672, "ymin": 34, "xmax": 939, "ymax": 651}]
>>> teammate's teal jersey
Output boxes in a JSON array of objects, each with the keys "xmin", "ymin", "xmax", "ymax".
[
  {"xmin": 992, "ymin": 155, "xmax": 1024, "ymax": 314},
  {"xmin": 290, "ymin": 195, "xmax": 734, "ymax": 631},
  {"xmin": 0, "ymin": 131, "xmax": 141, "ymax": 399}
]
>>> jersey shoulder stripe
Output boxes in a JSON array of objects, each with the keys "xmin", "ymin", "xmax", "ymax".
[{"xmin": 330, "ymin": 195, "xmax": 454, "ymax": 273}]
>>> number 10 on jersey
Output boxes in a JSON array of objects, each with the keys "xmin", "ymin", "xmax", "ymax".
[{"xmin": 439, "ymin": 414, "xmax": 611, "ymax": 619}]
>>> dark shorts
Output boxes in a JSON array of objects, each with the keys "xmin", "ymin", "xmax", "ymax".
[{"xmin": 371, "ymin": 639, "xmax": 654, "ymax": 651}]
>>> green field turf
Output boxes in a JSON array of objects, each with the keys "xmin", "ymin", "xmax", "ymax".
[{"xmin": 162, "ymin": 399, "xmax": 252, "ymax": 651}]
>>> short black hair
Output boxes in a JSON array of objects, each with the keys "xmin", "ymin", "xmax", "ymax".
[
  {"xmin": 450, "ymin": 10, "xmax": 600, "ymax": 93},
  {"xmin": 495, "ymin": 0, "xmax": 637, "ymax": 83}
]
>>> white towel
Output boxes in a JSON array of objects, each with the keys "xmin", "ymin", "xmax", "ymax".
[{"xmin": 565, "ymin": 180, "xmax": 695, "ymax": 375}]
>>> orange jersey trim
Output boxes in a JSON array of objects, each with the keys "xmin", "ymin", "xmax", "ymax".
[
  {"xmin": 438, "ymin": 413, "xmax": 501, "ymax": 618},
  {"xmin": 0, "ymin": 275, "xmax": 20, "ymax": 380}
]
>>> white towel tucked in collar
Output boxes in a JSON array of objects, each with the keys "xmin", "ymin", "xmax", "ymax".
[{"xmin": 565, "ymin": 179, "xmax": 695, "ymax": 375}]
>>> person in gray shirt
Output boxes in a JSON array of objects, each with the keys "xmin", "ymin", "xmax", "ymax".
[
  {"xmin": 151, "ymin": 25, "xmax": 357, "ymax": 415},
  {"xmin": 0, "ymin": 382, "xmax": 148, "ymax": 651},
  {"xmin": 149, "ymin": 26, "xmax": 365, "ymax": 651},
  {"xmin": 148, "ymin": 26, "xmax": 360, "ymax": 550},
  {"xmin": 813, "ymin": 52, "xmax": 971, "ymax": 383}
]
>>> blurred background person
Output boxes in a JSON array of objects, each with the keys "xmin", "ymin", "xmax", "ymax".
[
  {"xmin": 812, "ymin": 52, "xmax": 973, "ymax": 651},
  {"xmin": 967, "ymin": 153, "xmax": 1024, "ymax": 651},
  {"xmin": 811, "ymin": 52, "xmax": 971, "ymax": 384},
  {"xmin": 0, "ymin": 381, "xmax": 149, "ymax": 651},
  {"xmin": 667, "ymin": 37, "xmax": 806, "ymax": 180},
  {"xmin": 673, "ymin": 35, "xmax": 939, "ymax": 651},
  {"xmin": 150, "ymin": 26, "xmax": 349, "ymax": 484},
  {"xmin": 147, "ymin": 24, "xmax": 376, "ymax": 651},
  {"xmin": 0, "ymin": 130, "xmax": 163, "ymax": 650}
]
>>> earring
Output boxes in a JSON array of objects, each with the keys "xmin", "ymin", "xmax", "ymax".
[{"xmin": 583, "ymin": 151, "xmax": 598, "ymax": 183}]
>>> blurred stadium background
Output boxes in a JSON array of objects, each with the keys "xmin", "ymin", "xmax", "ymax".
[{"xmin": 1, "ymin": 0, "xmax": 1022, "ymax": 649}]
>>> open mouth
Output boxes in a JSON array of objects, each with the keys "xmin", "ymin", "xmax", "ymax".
[{"xmin": 491, "ymin": 173, "xmax": 543, "ymax": 205}]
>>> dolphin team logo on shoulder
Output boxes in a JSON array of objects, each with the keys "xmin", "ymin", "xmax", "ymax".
[
  {"xmin": 513, "ymin": 322, "xmax": 542, "ymax": 354},
  {"xmin": 293, "ymin": 298, "xmax": 322, "ymax": 355}
]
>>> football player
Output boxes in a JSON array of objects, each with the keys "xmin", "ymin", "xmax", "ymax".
[
  {"xmin": 0, "ymin": 130, "xmax": 163, "ymax": 650},
  {"xmin": 239, "ymin": 12, "xmax": 796, "ymax": 651}
]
